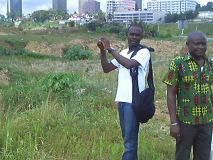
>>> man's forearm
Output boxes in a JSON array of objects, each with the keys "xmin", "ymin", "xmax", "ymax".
[
  {"xmin": 110, "ymin": 50, "xmax": 138, "ymax": 69},
  {"xmin": 100, "ymin": 50, "xmax": 111, "ymax": 73},
  {"xmin": 167, "ymin": 85, "xmax": 178, "ymax": 124}
]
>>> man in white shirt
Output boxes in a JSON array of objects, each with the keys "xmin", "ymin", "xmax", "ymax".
[{"xmin": 98, "ymin": 24, "xmax": 150, "ymax": 160}]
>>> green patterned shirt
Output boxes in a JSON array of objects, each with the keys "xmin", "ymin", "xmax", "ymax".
[{"xmin": 163, "ymin": 54, "xmax": 213, "ymax": 125}]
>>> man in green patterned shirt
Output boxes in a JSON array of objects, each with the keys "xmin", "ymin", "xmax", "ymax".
[{"xmin": 163, "ymin": 31, "xmax": 213, "ymax": 160}]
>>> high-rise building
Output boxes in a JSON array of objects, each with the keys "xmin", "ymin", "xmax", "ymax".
[
  {"xmin": 147, "ymin": 0, "xmax": 196, "ymax": 14},
  {"xmin": 107, "ymin": 0, "xmax": 135, "ymax": 15},
  {"xmin": 134, "ymin": 0, "xmax": 142, "ymax": 10},
  {"xmin": 85, "ymin": 1, "xmax": 100, "ymax": 13},
  {"xmin": 52, "ymin": 0, "xmax": 67, "ymax": 11},
  {"xmin": 8, "ymin": 0, "xmax": 22, "ymax": 16},
  {"xmin": 79, "ymin": 0, "xmax": 88, "ymax": 13}
]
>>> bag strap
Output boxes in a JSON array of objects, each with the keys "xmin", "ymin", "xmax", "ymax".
[{"xmin": 130, "ymin": 45, "xmax": 155, "ymax": 94}]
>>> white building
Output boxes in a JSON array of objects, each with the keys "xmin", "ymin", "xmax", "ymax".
[
  {"xmin": 113, "ymin": 10, "xmax": 166, "ymax": 23},
  {"xmin": 147, "ymin": 0, "xmax": 196, "ymax": 14},
  {"xmin": 198, "ymin": 11, "xmax": 213, "ymax": 19},
  {"xmin": 107, "ymin": 0, "xmax": 136, "ymax": 15}
]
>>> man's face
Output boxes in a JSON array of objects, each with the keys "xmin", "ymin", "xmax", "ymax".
[
  {"xmin": 187, "ymin": 35, "xmax": 207, "ymax": 58},
  {"xmin": 128, "ymin": 26, "xmax": 142, "ymax": 48}
]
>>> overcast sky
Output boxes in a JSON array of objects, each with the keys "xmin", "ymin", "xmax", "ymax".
[{"xmin": 0, "ymin": 0, "xmax": 211, "ymax": 16}]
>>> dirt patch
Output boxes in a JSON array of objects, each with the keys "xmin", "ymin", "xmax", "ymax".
[
  {"xmin": 0, "ymin": 69, "xmax": 10, "ymax": 85},
  {"xmin": 25, "ymin": 41, "xmax": 69, "ymax": 57},
  {"xmin": 0, "ymin": 42, "xmax": 14, "ymax": 50},
  {"xmin": 24, "ymin": 39, "xmax": 213, "ymax": 57}
]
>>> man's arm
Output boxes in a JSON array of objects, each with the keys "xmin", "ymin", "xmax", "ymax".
[
  {"xmin": 101, "ymin": 38, "xmax": 140, "ymax": 69},
  {"xmin": 100, "ymin": 49, "xmax": 117, "ymax": 73},
  {"xmin": 167, "ymin": 85, "xmax": 180, "ymax": 139},
  {"xmin": 110, "ymin": 50, "xmax": 140, "ymax": 69}
]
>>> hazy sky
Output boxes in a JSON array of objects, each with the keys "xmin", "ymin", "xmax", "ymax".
[{"xmin": 0, "ymin": 0, "xmax": 211, "ymax": 16}]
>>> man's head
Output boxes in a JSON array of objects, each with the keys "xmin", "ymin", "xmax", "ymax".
[
  {"xmin": 128, "ymin": 24, "xmax": 143, "ymax": 48},
  {"xmin": 186, "ymin": 31, "xmax": 207, "ymax": 58}
]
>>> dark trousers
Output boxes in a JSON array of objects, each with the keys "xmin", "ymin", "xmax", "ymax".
[{"xmin": 176, "ymin": 121, "xmax": 213, "ymax": 160}]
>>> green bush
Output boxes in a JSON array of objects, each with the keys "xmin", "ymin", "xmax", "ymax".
[
  {"xmin": 86, "ymin": 20, "xmax": 104, "ymax": 32},
  {"xmin": 119, "ymin": 31, "xmax": 127, "ymax": 41},
  {"xmin": 4, "ymin": 40, "xmax": 27, "ymax": 50},
  {"xmin": 39, "ymin": 73, "xmax": 84, "ymax": 94},
  {"xmin": 0, "ymin": 46, "xmax": 25, "ymax": 56},
  {"xmin": 2, "ymin": 21, "xmax": 14, "ymax": 27},
  {"xmin": 108, "ymin": 26, "xmax": 123, "ymax": 34},
  {"xmin": 64, "ymin": 45, "xmax": 93, "ymax": 60},
  {"xmin": 68, "ymin": 21, "xmax": 75, "ymax": 27}
]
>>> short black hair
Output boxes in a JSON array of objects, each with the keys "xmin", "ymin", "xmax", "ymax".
[{"xmin": 128, "ymin": 24, "xmax": 143, "ymax": 34}]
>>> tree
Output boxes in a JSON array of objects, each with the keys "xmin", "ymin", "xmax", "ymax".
[
  {"xmin": 107, "ymin": 13, "xmax": 114, "ymax": 22},
  {"xmin": 197, "ymin": 2, "xmax": 213, "ymax": 11},
  {"xmin": 0, "ymin": 14, "xmax": 6, "ymax": 24},
  {"xmin": 95, "ymin": 10, "xmax": 106, "ymax": 22},
  {"xmin": 196, "ymin": 2, "xmax": 201, "ymax": 10},
  {"xmin": 7, "ymin": 12, "xmax": 16, "ymax": 22},
  {"xmin": 165, "ymin": 11, "xmax": 198, "ymax": 23},
  {"xmin": 31, "ymin": 10, "xmax": 51, "ymax": 23}
]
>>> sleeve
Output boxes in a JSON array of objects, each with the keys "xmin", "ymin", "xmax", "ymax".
[
  {"xmin": 111, "ymin": 58, "xmax": 120, "ymax": 68},
  {"xmin": 110, "ymin": 49, "xmax": 127, "ymax": 68},
  {"xmin": 163, "ymin": 58, "xmax": 180, "ymax": 87},
  {"xmin": 132, "ymin": 48, "xmax": 150, "ymax": 69}
]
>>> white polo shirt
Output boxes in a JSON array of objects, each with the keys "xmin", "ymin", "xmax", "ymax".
[{"xmin": 111, "ymin": 48, "xmax": 150, "ymax": 103}]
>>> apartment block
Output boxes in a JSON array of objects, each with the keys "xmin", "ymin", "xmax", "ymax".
[
  {"xmin": 9, "ymin": 0, "xmax": 22, "ymax": 16},
  {"xmin": 147, "ymin": 0, "xmax": 196, "ymax": 14},
  {"xmin": 79, "ymin": 0, "xmax": 88, "ymax": 13},
  {"xmin": 85, "ymin": 1, "xmax": 100, "ymax": 13},
  {"xmin": 107, "ymin": 0, "xmax": 136, "ymax": 15},
  {"xmin": 113, "ymin": 10, "xmax": 166, "ymax": 23}
]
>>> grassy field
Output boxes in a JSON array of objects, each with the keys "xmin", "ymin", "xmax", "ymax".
[
  {"xmin": 158, "ymin": 23, "xmax": 213, "ymax": 37},
  {"xmin": 0, "ymin": 27, "xmax": 212, "ymax": 160}
]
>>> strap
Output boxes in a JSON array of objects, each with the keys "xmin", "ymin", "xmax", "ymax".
[{"xmin": 130, "ymin": 46, "xmax": 155, "ymax": 95}]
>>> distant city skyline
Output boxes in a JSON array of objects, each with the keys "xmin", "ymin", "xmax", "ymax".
[{"xmin": 0, "ymin": 0, "xmax": 211, "ymax": 16}]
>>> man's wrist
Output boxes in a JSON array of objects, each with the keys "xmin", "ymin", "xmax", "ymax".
[
  {"xmin": 108, "ymin": 48, "xmax": 116, "ymax": 53},
  {"xmin": 170, "ymin": 122, "xmax": 178, "ymax": 126}
]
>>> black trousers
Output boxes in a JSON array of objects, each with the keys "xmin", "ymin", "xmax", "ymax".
[{"xmin": 176, "ymin": 121, "xmax": 213, "ymax": 160}]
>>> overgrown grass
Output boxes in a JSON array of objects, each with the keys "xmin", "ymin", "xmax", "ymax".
[{"xmin": 0, "ymin": 50, "xmax": 176, "ymax": 160}]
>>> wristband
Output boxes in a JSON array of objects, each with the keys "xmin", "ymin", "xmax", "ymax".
[
  {"xmin": 170, "ymin": 123, "xmax": 178, "ymax": 126},
  {"xmin": 108, "ymin": 48, "xmax": 116, "ymax": 53}
]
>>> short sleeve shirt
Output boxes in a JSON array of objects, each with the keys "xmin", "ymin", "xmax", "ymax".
[
  {"xmin": 163, "ymin": 54, "xmax": 213, "ymax": 125},
  {"xmin": 111, "ymin": 48, "xmax": 150, "ymax": 103}
]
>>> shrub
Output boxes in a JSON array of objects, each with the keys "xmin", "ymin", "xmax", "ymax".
[
  {"xmin": 68, "ymin": 21, "xmax": 75, "ymax": 27},
  {"xmin": 64, "ymin": 45, "xmax": 93, "ymax": 60},
  {"xmin": 165, "ymin": 28, "xmax": 172, "ymax": 38},
  {"xmin": 108, "ymin": 26, "xmax": 123, "ymax": 34},
  {"xmin": 4, "ymin": 40, "xmax": 27, "ymax": 50},
  {"xmin": 86, "ymin": 20, "xmax": 104, "ymax": 32},
  {"xmin": 0, "ymin": 46, "xmax": 25, "ymax": 56},
  {"xmin": 119, "ymin": 31, "xmax": 127, "ymax": 41},
  {"xmin": 39, "ymin": 73, "xmax": 84, "ymax": 94}
]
